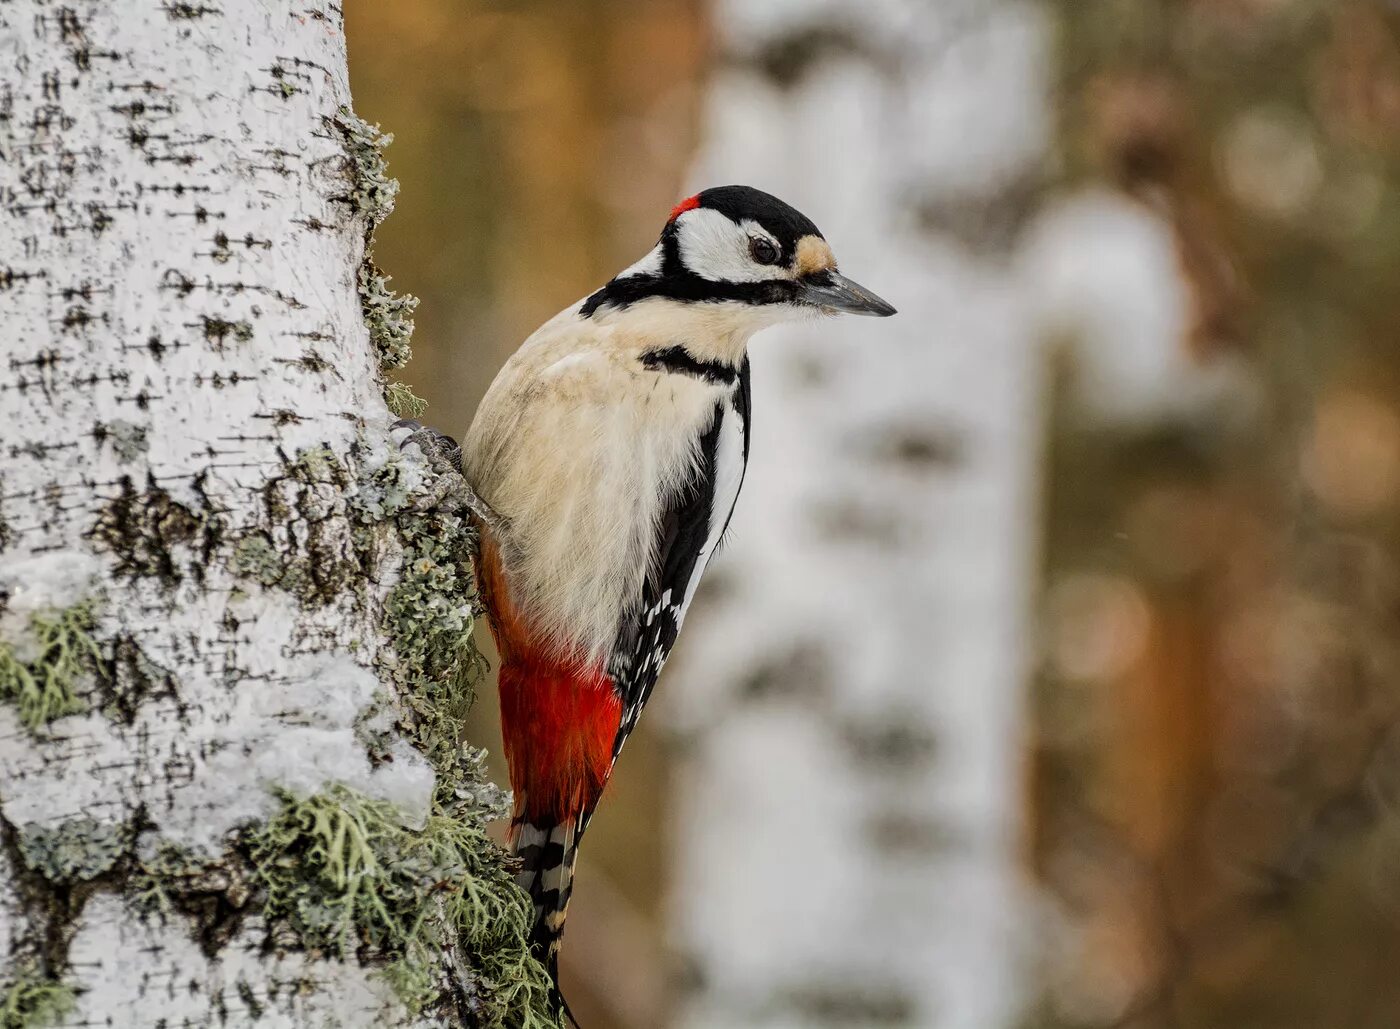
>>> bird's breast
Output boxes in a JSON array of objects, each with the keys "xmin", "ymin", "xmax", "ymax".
[{"xmin": 474, "ymin": 351, "xmax": 734, "ymax": 663}]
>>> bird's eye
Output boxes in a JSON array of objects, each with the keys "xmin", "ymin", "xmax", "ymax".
[{"xmin": 749, "ymin": 237, "xmax": 780, "ymax": 266}]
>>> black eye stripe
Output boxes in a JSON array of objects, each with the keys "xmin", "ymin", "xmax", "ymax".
[{"xmin": 749, "ymin": 237, "xmax": 780, "ymax": 266}]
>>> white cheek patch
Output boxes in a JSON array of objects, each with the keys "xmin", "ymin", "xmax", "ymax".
[{"xmin": 676, "ymin": 208, "xmax": 772, "ymax": 283}]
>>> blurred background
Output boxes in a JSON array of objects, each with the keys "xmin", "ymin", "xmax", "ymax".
[{"xmin": 346, "ymin": 1, "xmax": 1400, "ymax": 1026}]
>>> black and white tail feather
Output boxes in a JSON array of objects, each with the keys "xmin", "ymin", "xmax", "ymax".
[{"xmin": 513, "ymin": 812, "xmax": 589, "ymax": 1026}]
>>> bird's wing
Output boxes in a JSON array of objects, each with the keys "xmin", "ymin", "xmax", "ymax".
[{"xmin": 607, "ymin": 357, "xmax": 750, "ymax": 760}]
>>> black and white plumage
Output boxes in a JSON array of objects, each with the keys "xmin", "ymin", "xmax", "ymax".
[
  {"xmin": 608, "ymin": 356, "xmax": 751, "ymax": 761},
  {"xmin": 457, "ymin": 184, "xmax": 893, "ymax": 1018}
]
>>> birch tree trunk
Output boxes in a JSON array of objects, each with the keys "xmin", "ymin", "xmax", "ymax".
[
  {"xmin": 0, "ymin": 4, "xmax": 550, "ymax": 1026},
  {"xmin": 665, "ymin": 2, "xmax": 1048, "ymax": 1025}
]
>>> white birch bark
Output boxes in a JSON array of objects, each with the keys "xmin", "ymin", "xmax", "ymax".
[
  {"xmin": 666, "ymin": 2, "xmax": 1048, "ymax": 1025},
  {"xmin": 0, "ymin": 4, "xmax": 535, "ymax": 1026}
]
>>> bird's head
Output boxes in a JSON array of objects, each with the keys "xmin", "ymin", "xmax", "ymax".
[{"xmin": 580, "ymin": 185, "xmax": 896, "ymax": 330}]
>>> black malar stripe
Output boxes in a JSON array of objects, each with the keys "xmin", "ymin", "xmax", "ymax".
[{"xmin": 640, "ymin": 345, "xmax": 738, "ymax": 385}]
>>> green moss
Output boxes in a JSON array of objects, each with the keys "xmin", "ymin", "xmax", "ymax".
[
  {"xmin": 0, "ymin": 601, "xmax": 101, "ymax": 731},
  {"xmin": 0, "ymin": 969, "xmax": 74, "ymax": 1029},
  {"xmin": 384, "ymin": 381, "xmax": 428, "ymax": 419},
  {"xmin": 248, "ymin": 786, "xmax": 558, "ymax": 1027}
]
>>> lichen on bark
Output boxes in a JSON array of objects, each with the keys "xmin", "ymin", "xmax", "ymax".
[
  {"xmin": 247, "ymin": 781, "xmax": 556, "ymax": 1027},
  {"xmin": 0, "ymin": 600, "xmax": 102, "ymax": 732},
  {"xmin": 218, "ymin": 433, "xmax": 558, "ymax": 1023},
  {"xmin": 0, "ymin": 968, "xmax": 74, "ymax": 1029},
  {"xmin": 0, "ymin": 2, "xmax": 549, "ymax": 1024},
  {"xmin": 333, "ymin": 108, "xmax": 422, "ymax": 408}
]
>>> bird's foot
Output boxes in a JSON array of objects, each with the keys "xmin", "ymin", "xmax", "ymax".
[
  {"xmin": 391, "ymin": 418, "xmax": 461, "ymax": 477},
  {"xmin": 390, "ymin": 419, "xmax": 509, "ymax": 539}
]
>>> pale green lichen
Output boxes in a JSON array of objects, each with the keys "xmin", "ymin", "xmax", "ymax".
[
  {"xmin": 384, "ymin": 381, "xmax": 428, "ymax": 419},
  {"xmin": 349, "ymin": 444, "xmax": 419, "ymax": 523},
  {"xmin": 226, "ymin": 438, "xmax": 553, "ymax": 1022},
  {"xmin": 229, "ymin": 534, "xmax": 284, "ymax": 589},
  {"xmin": 0, "ymin": 969, "xmax": 74, "ymax": 1029},
  {"xmin": 370, "ymin": 506, "xmax": 560, "ymax": 1023},
  {"xmin": 248, "ymin": 785, "xmax": 558, "ymax": 1027},
  {"xmin": 229, "ymin": 446, "xmax": 362, "ymax": 606},
  {"xmin": 382, "ymin": 511, "xmax": 486, "ymax": 796},
  {"xmin": 332, "ymin": 106, "xmax": 421, "ymax": 388},
  {"xmin": 0, "ymin": 601, "xmax": 100, "ymax": 731},
  {"xmin": 333, "ymin": 108, "xmax": 399, "ymax": 225},
  {"xmin": 290, "ymin": 445, "xmax": 339, "ymax": 482},
  {"xmin": 359, "ymin": 262, "xmax": 418, "ymax": 372},
  {"xmin": 16, "ymin": 818, "xmax": 127, "ymax": 884},
  {"xmin": 105, "ymin": 420, "xmax": 149, "ymax": 462},
  {"xmin": 349, "ymin": 445, "xmax": 554, "ymax": 1019}
]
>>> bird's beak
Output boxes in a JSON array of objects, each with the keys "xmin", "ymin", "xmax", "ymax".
[{"xmin": 798, "ymin": 270, "xmax": 897, "ymax": 317}]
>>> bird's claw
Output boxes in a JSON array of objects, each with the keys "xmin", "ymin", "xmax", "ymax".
[
  {"xmin": 390, "ymin": 418, "xmax": 510, "ymax": 540},
  {"xmin": 391, "ymin": 418, "xmax": 461, "ymax": 478}
]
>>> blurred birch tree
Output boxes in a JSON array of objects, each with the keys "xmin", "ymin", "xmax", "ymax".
[
  {"xmin": 1028, "ymin": 2, "xmax": 1400, "ymax": 1026},
  {"xmin": 665, "ymin": 1, "xmax": 1049, "ymax": 1025}
]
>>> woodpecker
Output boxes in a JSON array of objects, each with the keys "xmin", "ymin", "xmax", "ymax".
[{"xmin": 437, "ymin": 185, "xmax": 893, "ymax": 1012}]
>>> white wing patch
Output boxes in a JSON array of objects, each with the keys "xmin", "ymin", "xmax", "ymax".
[
  {"xmin": 681, "ymin": 400, "xmax": 746, "ymax": 614},
  {"xmin": 611, "ymin": 393, "xmax": 748, "ymax": 761}
]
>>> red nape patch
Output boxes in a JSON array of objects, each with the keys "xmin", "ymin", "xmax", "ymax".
[
  {"xmin": 498, "ymin": 654, "xmax": 621, "ymax": 825},
  {"xmin": 668, "ymin": 193, "xmax": 701, "ymax": 223}
]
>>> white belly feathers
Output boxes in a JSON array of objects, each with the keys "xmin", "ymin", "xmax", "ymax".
[{"xmin": 462, "ymin": 310, "xmax": 735, "ymax": 665}]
